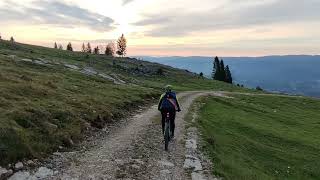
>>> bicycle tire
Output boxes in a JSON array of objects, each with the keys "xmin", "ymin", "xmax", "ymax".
[{"xmin": 164, "ymin": 121, "xmax": 170, "ymax": 151}]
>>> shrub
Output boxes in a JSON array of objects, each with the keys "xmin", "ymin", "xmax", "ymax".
[
  {"xmin": 256, "ymin": 86, "xmax": 263, "ymax": 91},
  {"xmin": 157, "ymin": 68, "xmax": 164, "ymax": 75}
]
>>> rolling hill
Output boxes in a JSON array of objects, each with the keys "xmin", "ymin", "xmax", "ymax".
[
  {"xmin": 137, "ymin": 56, "xmax": 320, "ymax": 97},
  {"xmin": 0, "ymin": 40, "xmax": 244, "ymax": 166}
]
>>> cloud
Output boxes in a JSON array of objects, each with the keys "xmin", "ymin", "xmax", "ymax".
[
  {"xmin": 134, "ymin": 0, "xmax": 320, "ymax": 37},
  {"xmin": 58, "ymin": 38, "xmax": 116, "ymax": 43},
  {"xmin": 133, "ymin": 16, "xmax": 173, "ymax": 26},
  {"xmin": 122, "ymin": 0, "xmax": 134, "ymax": 5},
  {"xmin": 0, "ymin": 0, "xmax": 115, "ymax": 32}
]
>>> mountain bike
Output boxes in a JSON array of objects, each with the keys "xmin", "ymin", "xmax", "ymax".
[{"xmin": 164, "ymin": 112, "xmax": 172, "ymax": 151}]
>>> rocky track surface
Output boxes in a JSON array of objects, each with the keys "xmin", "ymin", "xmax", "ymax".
[
  {"xmin": 7, "ymin": 91, "xmax": 233, "ymax": 180},
  {"xmin": 44, "ymin": 92, "xmax": 216, "ymax": 180}
]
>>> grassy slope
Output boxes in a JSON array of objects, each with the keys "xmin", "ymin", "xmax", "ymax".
[
  {"xmin": 196, "ymin": 95, "xmax": 320, "ymax": 180},
  {"xmin": 0, "ymin": 40, "xmax": 248, "ymax": 165}
]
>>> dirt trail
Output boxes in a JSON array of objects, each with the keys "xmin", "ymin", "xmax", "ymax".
[
  {"xmin": 44, "ymin": 91, "xmax": 216, "ymax": 180},
  {"xmin": 9, "ymin": 91, "xmax": 294, "ymax": 180}
]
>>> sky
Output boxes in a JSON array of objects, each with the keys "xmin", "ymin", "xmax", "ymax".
[{"xmin": 0, "ymin": 0, "xmax": 319, "ymax": 56}]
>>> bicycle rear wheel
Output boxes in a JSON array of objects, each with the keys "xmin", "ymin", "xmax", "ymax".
[{"xmin": 164, "ymin": 121, "xmax": 170, "ymax": 151}]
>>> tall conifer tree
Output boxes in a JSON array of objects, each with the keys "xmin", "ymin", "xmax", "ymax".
[
  {"xmin": 225, "ymin": 65, "xmax": 233, "ymax": 84},
  {"xmin": 213, "ymin": 56, "xmax": 221, "ymax": 80},
  {"xmin": 220, "ymin": 59, "xmax": 226, "ymax": 81},
  {"xmin": 81, "ymin": 43, "xmax": 86, "ymax": 52},
  {"xmin": 116, "ymin": 34, "xmax": 127, "ymax": 57},
  {"xmin": 86, "ymin": 43, "xmax": 92, "ymax": 53}
]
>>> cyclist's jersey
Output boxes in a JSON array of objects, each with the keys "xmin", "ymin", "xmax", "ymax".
[{"xmin": 158, "ymin": 91, "xmax": 181, "ymax": 111}]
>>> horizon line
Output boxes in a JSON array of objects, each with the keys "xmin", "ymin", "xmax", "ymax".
[{"xmin": 2, "ymin": 39, "xmax": 319, "ymax": 58}]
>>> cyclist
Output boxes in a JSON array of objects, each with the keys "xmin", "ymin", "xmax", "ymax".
[{"xmin": 158, "ymin": 85, "xmax": 181, "ymax": 138}]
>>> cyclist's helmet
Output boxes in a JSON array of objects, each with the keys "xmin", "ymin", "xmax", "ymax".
[{"xmin": 165, "ymin": 85, "xmax": 172, "ymax": 92}]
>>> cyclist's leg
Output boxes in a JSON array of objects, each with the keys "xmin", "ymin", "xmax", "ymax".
[
  {"xmin": 170, "ymin": 110, "xmax": 176, "ymax": 137},
  {"xmin": 161, "ymin": 110, "xmax": 167, "ymax": 134}
]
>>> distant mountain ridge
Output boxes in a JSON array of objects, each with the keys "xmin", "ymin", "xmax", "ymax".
[{"xmin": 135, "ymin": 55, "xmax": 320, "ymax": 97}]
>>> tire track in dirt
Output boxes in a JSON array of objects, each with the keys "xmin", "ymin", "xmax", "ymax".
[{"xmin": 49, "ymin": 92, "xmax": 198, "ymax": 179}]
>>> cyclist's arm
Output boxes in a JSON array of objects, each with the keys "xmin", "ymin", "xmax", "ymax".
[
  {"xmin": 158, "ymin": 93, "xmax": 165, "ymax": 110},
  {"xmin": 174, "ymin": 94, "xmax": 181, "ymax": 111}
]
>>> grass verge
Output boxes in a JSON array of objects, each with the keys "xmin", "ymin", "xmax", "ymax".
[{"xmin": 196, "ymin": 94, "xmax": 320, "ymax": 180}]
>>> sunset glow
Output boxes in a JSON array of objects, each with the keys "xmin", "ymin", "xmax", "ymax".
[{"xmin": 0, "ymin": 0, "xmax": 319, "ymax": 56}]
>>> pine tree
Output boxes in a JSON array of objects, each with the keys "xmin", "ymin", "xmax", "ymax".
[
  {"xmin": 116, "ymin": 34, "xmax": 127, "ymax": 57},
  {"xmin": 66, "ymin": 42, "xmax": 73, "ymax": 51},
  {"xmin": 81, "ymin": 43, "xmax": 86, "ymax": 52},
  {"xmin": 54, "ymin": 42, "xmax": 58, "ymax": 49},
  {"xmin": 105, "ymin": 42, "xmax": 115, "ymax": 56},
  {"xmin": 10, "ymin": 36, "xmax": 15, "ymax": 43},
  {"xmin": 225, "ymin": 65, "xmax": 233, "ymax": 84},
  {"xmin": 199, "ymin": 72, "xmax": 204, "ymax": 77},
  {"xmin": 94, "ymin": 46, "xmax": 100, "ymax": 54},
  {"xmin": 212, "ymin": 56, "xmax": 221, "ymax": 80},
  {"xmin": 220, "ymin": 59, "xmax": 226, "ymax": 81},
  {"xmin": 86, "ymin": 43, "xmax": 92, "ymax": 53}
]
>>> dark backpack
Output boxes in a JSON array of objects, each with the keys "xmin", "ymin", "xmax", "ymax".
[{"xmin": 161, "ymin": 92, "xmax": 178, "ymax": 110}]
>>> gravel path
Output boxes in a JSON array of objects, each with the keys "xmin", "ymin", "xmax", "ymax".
[
  {"xmin": 45, "ymin": 91, "xmax": 214, "ymax": 180},
  {"xmin": 8, "ymin": 91, "xmax": 288, "ymax": 180}
]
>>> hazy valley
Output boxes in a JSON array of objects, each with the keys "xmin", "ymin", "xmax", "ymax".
[{"xmin": 138, "ymin": 55, "xmax": 320, "ymax": 97}]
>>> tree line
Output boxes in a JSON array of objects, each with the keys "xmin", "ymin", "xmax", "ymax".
[
  {"xmin": 212, "ymin": 56, "xmax": 233, "ymax": 84},
  {"xmin": 54, "ymin": 34, "xmax": 127, "ymax": 57},
  {"xmin": 211, "ymin": 57, "xmax": 261, "ymax": 90},
  {"xmin": 0, "ymin": 34, "xmax": 16, "ymax": 44}
]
